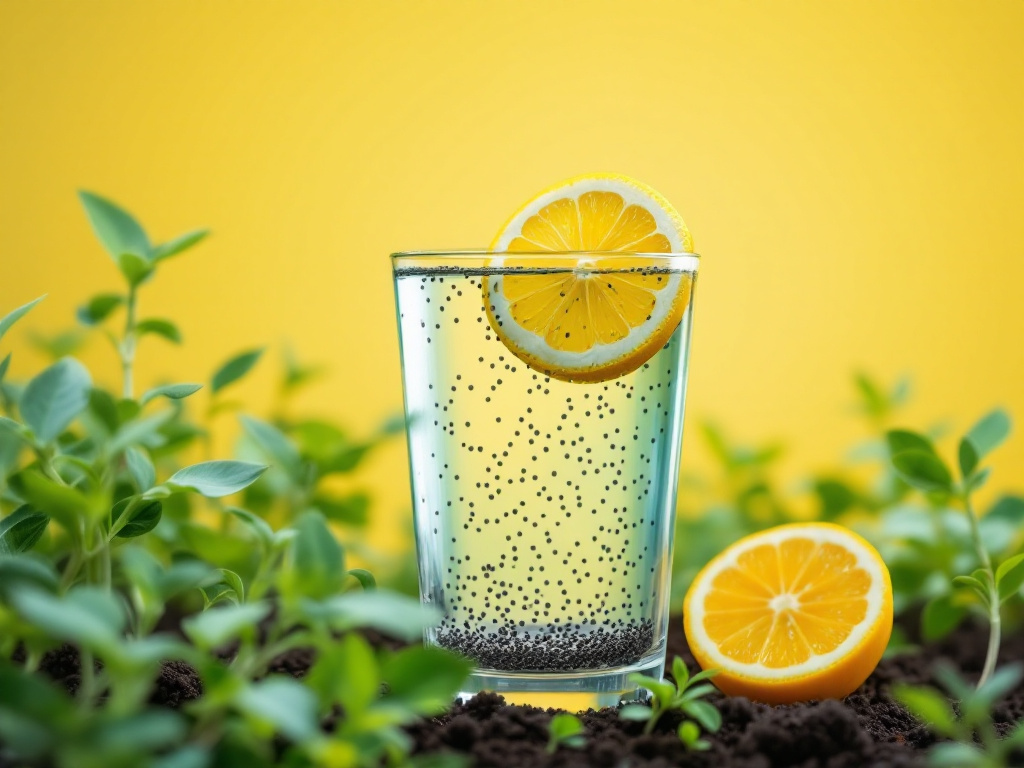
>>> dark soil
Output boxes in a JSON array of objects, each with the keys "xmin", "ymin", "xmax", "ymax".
[{"xmin": 25, "ymin": 616, "xmax": 1024, "ymax": 768}]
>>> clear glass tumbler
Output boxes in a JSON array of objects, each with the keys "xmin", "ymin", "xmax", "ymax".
[{"xmin": 392, "ymin": 251, "xmax": 699, "ymax": 707}]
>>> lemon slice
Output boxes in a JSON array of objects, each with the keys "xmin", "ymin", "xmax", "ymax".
[
  {"xmin": 684, "ymin": 522, "xmax": 894, "ymax": 705},
  {"xmin": 484, "ymin": 173, "xmax": 695, "ymax": 383}
]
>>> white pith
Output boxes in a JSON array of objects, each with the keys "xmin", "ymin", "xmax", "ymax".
[
  {"xmin": 687, "ymin": 525, "xmax": 888, "ymax": 680},
  {"xmin": 487, "ymin": 177, "xmax": 692, "ymax": 373}
]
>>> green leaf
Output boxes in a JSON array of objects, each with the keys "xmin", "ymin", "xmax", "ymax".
[
  {"xmin": 967, "ymin": 466, "xmax": 991, "ymax": 492},
  {"xmin": 136, "ymin": 318, "xmax": 182, "ymax": 344},
  {"xmin": 0, "ymin": 352, "xmax": 10, "ymax": 382},
  {"xmin": 957, "ymin": 438, "xmax": 978, "ymax": 481},
  {"xmin": 628, "ymin": 673, "xmax": 675, "ymax": 707},
  {"xmin": 112, "ymin": 498, "xmax": 163, "ymax": 538},
  {"xmin": 151, "ymin": 745, "xmax": 211, "ymax": 768},
  {"xmin": 88, "ymin": 387, "xmax": 120, "ymax": 434},
  {"xmin": 348, "ymin": 568, "xmax": 376, "ymax": 589},
  {"xmin": 671, "ymin": 658, "xmax": 690, "ymax": 688},
  {"xmin": 617, "ymin": 704, "xmax": 652, "ymax": 721},
  {"xmin": 320, "ymin": 443, "xmax": 372, "ymax": 474},
  {"xmin": 951, "ymin": 575, "xmax": 989, "ymax": 604},
  {"xmin": 108, "ymin": 409, "xmax": 175, "ymax": 454},
  {"xmin": 218, "ymin": 568, "xmax": 245, "ymax": 603},
  {"xmin": 236, "ymin": 676, "xmax": 319, "ymax": 742},
  {"xmin": 13, "ymin": 470, "xmax": 96, "ymax": 528},
  {"xmin": 926, "ymin": 742, "xmax": 985, "ymax": 768},
  {"xmin": 965, "ymin": 409, "xmax": 1011, "ymax": 460},
  {"xmin": 12, "ymin": 585, "xmax": 125, "ymax": 651},
  {"xmin": 885, "ymin": 429, "xmax": 936, "ymax": 457},
  {"xmin": 125, "ymin": 446, "xmax": 156, "ymax": 491},
  {"xmin": 0, "ymin": 505, "xmax": 49, "ymax": 554},
  {"xmin": 167, "ymin": 460, "xmax": 267, "ymax": 497},
  {"xmin": 291, "ymin": 511, "xmax": 344, "ymax": 599},
  {"xmin": 92, "ymin": 710, "xmax": 188, "ymax": 753},
  {"xmin": 308, "ymin": 590, "xmax": 441, "ymax": 641},
  {"xmin": 211, "ymin": 348, "xmax": 263, "ymax": 394},
  {"xmin": 891, "ymin": 450, "xmax": 953, "ymax": 494},
  {"xmin": 813, "ymin": 477, "xmax": 859, "ymax": 520},
  {"xmin": 118, "ymin": 252, "xmax": 154, "ymax": 286},
  {"xmin": 182, "ymin": 601, "xmax": 270, "ymax": 649},
  {"xmin": 921, "ymin": 593, "xmax": 968, "ymax": 641},
  {"xmin": 0, "ymin": 295, "xmax": 45, "ymax": 343},
  {"xmin": 996, "ymin": 553, "xmax": 1024, "ymax": 603},
  {"xmin": 892, "ymin": 685, "xmax": 956, "ymax": 735},
  {"xmin": 681, "ymin": 700, "xmax": 722, "ymax": 733},
  {"xmin": 0, "ymin": 554, "xmax": 59, "ymax": 598},
  {"xmin": 382, "ymin": 646, "xmax": 474, "ymax": 713},
  {"xmin": 76, "ymin": 293, "xmax": 123, "ymax": 326},
  {"xmin": 678, "ymin": 720, "xmax": 707, "ymax": 749},
  {"xmin": 240, "ymin": 415, "xmax": 303, "ymax": 483},
  {"xmin": 78, "ymin": 190, "xmax": 150, "ymax": 260},
  {"xmin": 973, "ymin": 663, "xmax": 1023, "ymax": 711},
  {"xmin": 158, "ymin": 560, "xmax": 218, "ymax": 601},
  {"xmin": 19, "ymin": 357, "xmax": 92, "ymax": 442},
  {"xmin": 306, "ymin": 632, "xmax": 379, "ymax": 713},
  {"xmin": 688, "ymin": 668, "xmax": 720, "ymax": 685},
  {"xmin": 311, "ymin": 491, "xmax": 369, "ymax": 525},
  {"xmin": 151, "ymin": 229, "xmax": 209, "ymax": 262},
  {"xmin": 228, "ymin": 507, "xmax": 275, "ymax": 551},
  {"xmin": 549, "ymin": 712, "xmax": 583, "ymax": 739},
  {"xmin": 140, "ymin": 382, "xmax": 202, "ymax": 406}
]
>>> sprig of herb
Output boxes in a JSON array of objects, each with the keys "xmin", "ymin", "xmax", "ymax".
[
  {"xmin": 619, "ymin": 657, "xmax": 721, "ymax": 749},
  {"xmin": 886, "ymin": 410, "xmax": 1024, "ymax": 687},
  {"xmin": 546, "ymin": 712, "xmax": 586, "ymax": 754}
]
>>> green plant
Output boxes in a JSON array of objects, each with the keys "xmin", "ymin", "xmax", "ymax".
[
  {"xmin": 546, "ymin": 713, "xmax": 585, "ymax": 754},
  {"xmin": 618, "ymin": 657, "xmax": 721, "ymax": 749},
  {"xmin": 894, "ymin": 663, "xmax": 1024, "ymax": 768},
  {"xmin": 0, "ymin": 191, "xmax": 470, "ymax": 768},
  {"xmin": 885, "ymin": 411, "xmax": 1024, "ymax": 687}
]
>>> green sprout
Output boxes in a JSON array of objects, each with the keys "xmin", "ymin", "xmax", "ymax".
[
  {"xmin": 619, "ymin": 657, "xmax": 721, "ymax": 749},
  {"xmin": 895, "ymin": 662, "xmax": 1024, "ymax": 768},
  {"xmin": 546, "ymin": 712, "xmax": 586, "ymax": 754},
  {"xmin": 886, "ymin": 410, "xmax": 1024, "ymax": 687}
]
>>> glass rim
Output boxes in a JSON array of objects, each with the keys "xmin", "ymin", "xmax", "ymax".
[{"xmin": 391, "ymin": 249, "xmax": 700, "ymax": 260}]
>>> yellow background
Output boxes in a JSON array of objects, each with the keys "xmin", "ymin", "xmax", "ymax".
[{"xmin": 2, "ymin": 1, "xmax": 1023, "ymax": 551}]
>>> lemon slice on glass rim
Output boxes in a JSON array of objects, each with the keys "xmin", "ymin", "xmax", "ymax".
[{"xmin": 483, "ymin": 173, "xmax": 697, "ymax": 383}]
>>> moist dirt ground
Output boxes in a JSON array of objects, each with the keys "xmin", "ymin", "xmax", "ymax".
[{"xmin": 23, "ymin": 616, "xmax": 1024, "ymax": 768}]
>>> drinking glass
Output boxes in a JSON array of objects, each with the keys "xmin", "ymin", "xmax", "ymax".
[{"xmin": 392, "ymin": 251, "xmax": 699, "ymax": 707}]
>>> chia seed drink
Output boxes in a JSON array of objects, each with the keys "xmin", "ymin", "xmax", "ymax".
[{"xmin": 392, "ymin": 251, "xmax": 698, "ymax": 705}]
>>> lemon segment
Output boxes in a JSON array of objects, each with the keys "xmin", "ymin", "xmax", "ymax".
[
  {"xmin": 485, "ymin": 174, "xmax": 696, "ymax": 383},
  {"xmin": 683, "ymin": 522, "xmax": 894, "ymax": 705}
]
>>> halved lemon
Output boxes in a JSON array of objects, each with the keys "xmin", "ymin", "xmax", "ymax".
[
  {"xmin": 484, "ymin": 174, "xmax": 696, "ymax": 383},
  {"xmin": 683, "ymin": 522, "xmax": 893, "ymax": 705}
]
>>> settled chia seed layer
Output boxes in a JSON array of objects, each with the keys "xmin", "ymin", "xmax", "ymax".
[{"xmin": 435, "ymin": 619, "xmax": 655, "ymax": 671}]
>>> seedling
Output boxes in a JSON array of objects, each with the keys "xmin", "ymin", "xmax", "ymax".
[
  {"xmin": 619, "ymin": 657, "xmax": 721, "ymax": 749},
  {"xmin": 895, "ymin": 662, "xmax": 1024, "ymax": 768},
  {"xmin": 546, "ymin": 713, "xmax": 586, "ymax": 754},
  {"xmin": 886, "ymin": 410, "xmax": 1024, "ymax": 687}
]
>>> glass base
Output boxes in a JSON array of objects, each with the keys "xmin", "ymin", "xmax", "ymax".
[{"xmin": 455, "ymin": 648, "xmax": 664, "ymax": 710}]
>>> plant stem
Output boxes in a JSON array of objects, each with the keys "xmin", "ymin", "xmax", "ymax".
[
  {"xmin": 963, "ymin": 492, "xmax": 1000, "ymax": 688},
  {"xmin": 121, "ymin": 286, "xmax": 137, "ymax": 399}
]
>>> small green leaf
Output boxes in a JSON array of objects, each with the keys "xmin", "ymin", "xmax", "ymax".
[
  {"xmin": 76, "ymin": 293, "xmax": 123, "ymax": 326},
  {"xmin": 965, "ymin": 409, "xmax": 1011, "ymax": 460},
  {"xmin": 125, "ymin": 446, "xmax": 157, "ymax": 491},
  {"xmin": 671, "ymin": 657, "xmax": 690, "ymax": 688},
  {"xmin": 678, "ymin": 720, "xmax": 706, "ymax": 749},
  {"xmin": 140, "ymin": 382, "xmax": 202, "ymax": 406},
  {"xmin": 547, "ymin": 713, "xmax": 585, "ymax": 752},
  {"xmin": 112, "ymin": 498, "xmax": 163, "ymax": 538},
  {"xmin": 236, "ymin": 676, "xmax": 319, "ymax": 742},
  {"xmin": 0, "ymin": 352, "xmax": 10, "ymax": 382},
  {"xmin": 311, "ymin": 491, "xmax": 369, "ymax": 526},
  {"xmin": 158, "ymin": 560, "xmax": 218, "ymax": 601},
  {"xmin": 892, "ymin": 684, "xmax": 956, "ymax": 736},
  {"xmin": 19, "ymin": 357, "xmax": 92, "ymax": 443},
  {"xmin": 0, "ymin": 554, "xmax": 59, "ymax": 598},
  {"xmin": 78, "ymin": 190, "xmax": 150, "ymax": 260},
  {"xmin": 688, "ymin": 668, "xmax": 720, "ymax": 685},
  {"xmin": 968, "ymin": 466, "xmax": 991, "ymax": 492},
  {"xmin": 136, "ymin": 318, "xmax": 182, "ymax": 344},
  {"xmin": 813, "ymin": 477, "xmax": 859, "ymax": 520},
  {"xmin": 957, "ymin": 438, "xmax": 978, "ymax": 480},
  {"xmin": 996, "ymin": 553, "xmax": 1024, "ymax": 603},
  {"xmin": 348, "ymin": 568, "xmax": 376, "ymax": 590},
  {"xmin": 891, "ymin": 450, "xmax": 953, "ymax": 494},
  {"xmin": 681, "ymin": 700, "xmax": 722, "ymax": 732},
  {"xmin": 240, "ymin": 415, "xmax": 303, "ymax": 483},
  {"xmin": 306, "ymin": 632, "xmax": 379, "ymax": 714},
  {"xmin": 13, "ymin": 470, "xmax": 96, "ymax": 528},
  {"xmin": 12, "ymin": 585, "xmax": 125, "ymax": 651},
  {"xmin": 926, "ymin": 742, "xmax": 985, "ymax": 768},
  {"xmin": 0, "ymin": 505, "xmax": 50, "ymax": 554},
  {"xmin": 922, "ymin": 593, "xmax": 968, "ymax": 641},
  {"xmin": 182, "ymin": 601, "xmax": 270, "ymax": 648},
  {"xmin": 628, "ymin": 673, "xmax": 675, "ymax": 707},
  {"xmin": 109, "ymin": 409, "xmax": 175, "ymax": 454},
  {"xmin": 618, "ymin": 704, "xmax": 652, "ymax": 721},
  {"xmin": 0, "ymin": 295, "xmax": 45, "ymax": 343},
  {"xmin": 885, "ymin": 429, "xmax": 936, "ymax": 457},
  {"xmin": 167, "ymin": 460, "xmax": 267, "ymax": 497},
  {"xmin": 227, "ymin": 507, "xmax": 275, "ymax": 551},
  {"xmin": 308, "ymin": 590, "xmax": 441, "ymax": 641},
  {"xmin": 211, "ymin": 348, "xmax": 263, "ymax": 394},
  {"xmin": 92, "ymin": 710, "xmax": 188, "ymax": 753},
  {"xmin": 218, "ymin": 568, "xmax": 245, "ymax": 603},
  {"xmin": 151, "ymin": 229, "xmax": 209, "ymax": 262},
  {"xmin": 973, "ymin": 663, "xmax": 1023, "ymax": 711},
  {"xmin": 118, "ymin": 251, "xmax": 155, "ymax": 286},
  {"xmin": 383, "ymin": 645, "xmax": 474, "ymax": 714},
  {"xmin": 290, "ymin": 511, "xmax": 344, "ymax": 599}
]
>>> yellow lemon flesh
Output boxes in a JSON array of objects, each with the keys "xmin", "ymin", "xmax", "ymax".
[
  {"xmin": 684, "ymin": 522, "xmax": 894, "ymax": 705},
  {"xmin": 485, "ymin": 174, "xmax": 695, "ymax": 383}
]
